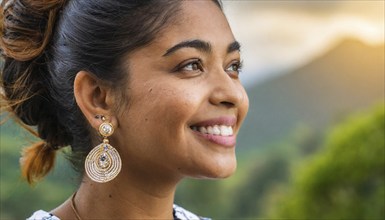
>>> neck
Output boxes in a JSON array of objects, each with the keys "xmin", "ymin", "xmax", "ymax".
[{"xmin": 72, "ymin": 171, "xmax": 179, "ymax": 219}]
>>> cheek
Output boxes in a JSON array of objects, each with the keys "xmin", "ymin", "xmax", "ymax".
[
  {"xmin": 145, "ymin": 87, "xmax": 200, "ymax": 127},
  {"xmin": 241, "ymin": 87, "xmax": 249, "ymax": 115},
  {"xmin": 121, "ymin": 82, "xmax": 202, "ymax": 148},
  {"xmin": 236, "ymin": 85, "xmax": 249, "ymax": 125},
  {"xmin": 117, "ymin": 83, "xmax": 205, "ymax": 173}
]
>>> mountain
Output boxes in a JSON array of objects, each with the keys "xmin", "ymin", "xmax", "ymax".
[{"xmin": 237, "ymin": 39, "xmax": 384, "ymax": 152}]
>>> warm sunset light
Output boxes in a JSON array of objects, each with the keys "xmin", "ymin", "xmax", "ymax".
[
  {"xmin": 223, "ymin": 1, "xmax": 385, "ymax": 86},
  {"xmin": 1, "ymin": 1, "xmax": 383, "ymax": 219}
]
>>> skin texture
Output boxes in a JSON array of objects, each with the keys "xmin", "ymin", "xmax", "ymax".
[{"xmin": 53, "ymin": 1, "xmax": 249, "ymax": 219}]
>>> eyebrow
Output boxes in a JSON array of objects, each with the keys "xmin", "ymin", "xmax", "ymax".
[
  {"xmin": 163, "ymin": 39, "xmax": 241, "ymax": 57},
  {"xmin": 163, "ymin": 40, "xmax": 211, "ymax": 57},
  {"xmin": 227, "ymin": 41, "xmax": 241, "ymax": 53}
]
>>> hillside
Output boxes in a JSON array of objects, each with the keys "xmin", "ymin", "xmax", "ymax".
[{"xmin": 238, "ymin": 39, "xmax": 385, "ymax": 152}]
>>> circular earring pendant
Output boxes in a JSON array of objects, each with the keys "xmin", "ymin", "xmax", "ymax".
[{"xmin": 85, "ymin": 142, "xmax": 122, "ymax": 183}]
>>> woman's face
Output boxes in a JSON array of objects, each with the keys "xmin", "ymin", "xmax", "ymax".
[{"xmin": 114, "ymin": 0, "xmax": 249, "ymax": 181}]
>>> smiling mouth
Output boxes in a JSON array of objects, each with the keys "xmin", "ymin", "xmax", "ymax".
[{"xmin": 190, "ymin": 125, "xmax": 234, "ymax": 136}]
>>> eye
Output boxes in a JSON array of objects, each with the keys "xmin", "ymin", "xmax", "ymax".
[
  {"xmin": 226, "ymin": 60, "xmax": 243, "ymax": 76},
  {"xmin": 173, "ymin": 59, "xmax": 204, "ymax": 75},
  {"xmin": 180, "ymin": 59, "xmax": 203, "ymax": 72}
]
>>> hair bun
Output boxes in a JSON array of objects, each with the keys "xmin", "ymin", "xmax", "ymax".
[
  {"xmin": 0, "ymin": 0, "xmax": 70, "ymax": 148},
  {"xmin": 1, "ymin": 0, "xmax": 66, "ymax": 61}
]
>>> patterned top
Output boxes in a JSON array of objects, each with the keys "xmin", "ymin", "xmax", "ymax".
[{"xmin": 27, "ymin": 204, "xmax": 210, "ymax": 220}]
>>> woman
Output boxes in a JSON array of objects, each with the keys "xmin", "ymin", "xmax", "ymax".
[{"xmin": 0, "ymin": 0, "xmax": 249, "ymax": 219}]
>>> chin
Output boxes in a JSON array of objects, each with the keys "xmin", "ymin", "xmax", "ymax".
[
  {"xmin": 214, "ymin": 163, "xmax": 237, "ymax": 179},
  {"xmin": 197, "ymin": 157, "xmax": 237, "ymax": 179}
]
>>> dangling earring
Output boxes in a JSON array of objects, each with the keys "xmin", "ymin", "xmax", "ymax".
[{"xmin": 85, "ymin": 116, "xmax": 122, "ymax": 183}]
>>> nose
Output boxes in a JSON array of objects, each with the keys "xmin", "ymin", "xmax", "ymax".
[{"xmin": 209, "ymin": 71, "xmax": 246, "ymax": 108}]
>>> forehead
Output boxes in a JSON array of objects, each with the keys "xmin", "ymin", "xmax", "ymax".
[{"xmin": 150, "ymin": 0, "xmax": 235, "ymax": 53}]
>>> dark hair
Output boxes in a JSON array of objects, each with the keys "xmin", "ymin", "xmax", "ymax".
[{"xmin": 0, "ymin": 0, "xmax": 222, "ymax": 184}]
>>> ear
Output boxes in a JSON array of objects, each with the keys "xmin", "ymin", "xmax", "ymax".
[{"xmin": 74, "ymin": 71, "xmax": 117, "ymax": 130}]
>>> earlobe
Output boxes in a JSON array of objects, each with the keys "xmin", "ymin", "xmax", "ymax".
[{"xmin": 74, "ymin": 71, "xmax": 113, "ymax": 129}]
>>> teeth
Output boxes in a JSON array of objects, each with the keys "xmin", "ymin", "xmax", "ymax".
[
  {"xmin": 199, "ymin": 127, "xmax": 207, "ymax": 134},
  {"xmin": 213, "ymin": 125, "xmax": 221, "ymax": 135},
  {"xmin": 220, "ymin": 125, "xmax": 231, "ymax": 136},
  {"xmin": 207, "ymin": 126, "xmax": 214, "ymax": 134},
  {"xmin": 192, "ymin": 125, "xmax": 233, "ymax": 136}
]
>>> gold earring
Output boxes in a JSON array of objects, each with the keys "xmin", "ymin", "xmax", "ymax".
[{"xmin": 85, "ymin": 116, "xmax": 122, "ymax": 183}]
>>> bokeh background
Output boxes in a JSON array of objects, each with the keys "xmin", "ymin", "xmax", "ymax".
[{"xmin": 1, "ymin": 1, "xmax": 384, "ymax": 219}]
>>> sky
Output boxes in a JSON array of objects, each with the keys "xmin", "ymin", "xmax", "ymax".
[
  {"xmin": 222, "ymin": 0, "xmax": 385, "ymax": 87},
  {"xmin": 0, "ymin": 0, "xmax": 383, "ymax": 87}
]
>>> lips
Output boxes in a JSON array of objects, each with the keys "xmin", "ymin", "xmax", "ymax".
[{"xmin": 189, "ymin": 116, "xmax": 237, "ymax": 147}]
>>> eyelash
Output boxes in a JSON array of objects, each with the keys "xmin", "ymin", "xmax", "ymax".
[
  {"xmin": 226, "ymin": 60, "xmax": 243, "ymax": 76},
  {"xmin": 175, "ymin": 59, "xmax": 243, "ymax": 76},
  {"xmin": 174, "ymin": 59, "xmax": 204, "ymax": 73}
]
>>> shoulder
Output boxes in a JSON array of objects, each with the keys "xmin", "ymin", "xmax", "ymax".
[
  {"xmin": 173, "ymin": 204, "xmax": 211, "ymax": 220},
  {"xmin": 27, "ymin": 210, "xmax": 60, "ymax": 220}
]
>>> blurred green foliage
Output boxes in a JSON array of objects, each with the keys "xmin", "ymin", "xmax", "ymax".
[
  {"xmin": 0, "ymin": 120, "xmax": 77, "ymax": 219},
  {"xmin": 267, "ymin": 104, "xmax": 385, "ymax": 219},
  {"xmin": 1, "ymin": 104, "xmax": 384, "ymax": 219}
]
